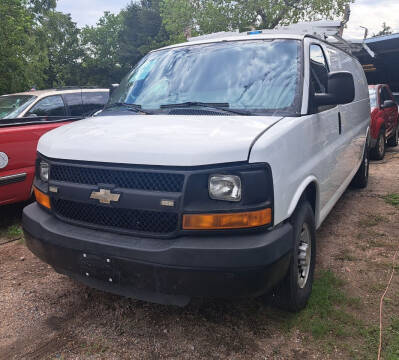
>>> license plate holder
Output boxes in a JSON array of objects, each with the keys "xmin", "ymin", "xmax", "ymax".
[{"xmin": 79, "ymin": 253, "xmax": 120, "ymax": 284}]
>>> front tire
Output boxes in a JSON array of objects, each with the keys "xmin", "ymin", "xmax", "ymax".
[
  {"xmin": 351, "ymin": 142, "xmax": 369, "ymax": 189},
  {"xmin": 387, "ymin": 125, "xmax": 398, "ymax": 147},
  {"xmin": 274, "ymin": 200, "xmax": 316, "ymax": 312},
  {"xmin": 370, "ymin": 129, "xmax": 386, "ymax": 160}
]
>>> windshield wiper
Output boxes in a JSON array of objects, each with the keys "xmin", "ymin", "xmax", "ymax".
[
  {"xmin": 160, "ymin": 102, "xmax": 252, "ymax": 116},
  {"xmin": 104, "ymin": 102, "xmax": 153, "ymax": 115}
]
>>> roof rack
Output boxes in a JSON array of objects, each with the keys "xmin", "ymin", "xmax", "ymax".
[{"xmin": 188, "ymin": 20, "xmax": 353, "ymax": 54}]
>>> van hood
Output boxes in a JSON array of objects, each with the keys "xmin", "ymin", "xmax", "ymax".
[{"xmin": 38, "ymin": 115, "xmax": 283, "ymax": 166}]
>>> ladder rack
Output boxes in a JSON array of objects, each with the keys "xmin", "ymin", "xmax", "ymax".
[{"xmin": 188, "ymin": 20, "xmax": 353, "ymax": 54}]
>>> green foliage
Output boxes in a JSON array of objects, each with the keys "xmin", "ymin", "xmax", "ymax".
[
  {"xmin": 0, "ymin": 0, "xmax": 48, "ymax": 94},
  {"xmin": 0, "ymin": 0, "xmax": 172, "ymax": 95},
  {"xmin": 39, "ymin": 10, "xmax": 83, "ymax": 88},
  {"xmin": 0, "ymin": 0, "xmax": 353, "ymax": 95},
  {"xmin": 291, "ymin": 270, "xmax": 347, "ymax": 338},
  {"xmin": 161, "ymin": 0, "xmax": 354, "ymax": 39},
  {"xmin": 385, "ymin": 318, "xmax": 399, "ymax": 360},
  {"xmin": 373, "ymin": 22, "xmax": 393, "ymax": 38},
  {"xmin": 6, "ymin": 224, "xmax": 23, "ymax": 239},
  {"xmin": 78, "ymin": 0, "xmax": 170, "ymax": 87},
  {"xmin": 80, "ymin": 12, "xmax": 125, "ymax": 87},
  {"xmin": 383, "ymin": 194, "xmax": 399, "ymax": 208},
  {"xmin": 119, "ymin": 0, "xmax": 170, "ymax": 68}
]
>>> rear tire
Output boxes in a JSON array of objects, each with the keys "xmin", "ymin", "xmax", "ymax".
[
  {"xmin": 370, "ymin": 129, "xmax": 386, "ymax": 160},
  {"xmin": 273, "ymin": 200, "xmax": 316, "ymax": 312},
  {"xmin": 351, "ymin": 142, "xmax": 369, "ymax": 189},
  {"xmin": 387, "ymin": 125, "xmax": 398, "ymax": 147}
]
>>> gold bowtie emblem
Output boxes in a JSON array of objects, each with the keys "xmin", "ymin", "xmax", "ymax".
[{"xmin": 90, "ymin": 189, "xmax": 121, "ymax": 204}]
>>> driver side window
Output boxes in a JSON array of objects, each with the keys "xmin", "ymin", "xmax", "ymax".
[{"xmin": 309, "ymin": 44, "xmax": 330, "ymax": 113}]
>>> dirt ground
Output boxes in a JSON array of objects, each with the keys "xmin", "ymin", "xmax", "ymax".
[{"xmin": 1, "ymin": 148, "xmax": 398, "ymax": 360}]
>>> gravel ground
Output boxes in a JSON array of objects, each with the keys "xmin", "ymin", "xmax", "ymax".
[{"xmin": 0, "ymin": 147, "xmax": 398, "ymax": 360}]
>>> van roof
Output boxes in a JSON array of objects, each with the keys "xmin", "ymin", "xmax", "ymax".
[{"xmin": 156, "ymin": 33, "xmax": 305, "ymax": 52}]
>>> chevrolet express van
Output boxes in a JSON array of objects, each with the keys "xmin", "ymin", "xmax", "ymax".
[{"xmin": 23, "ymin": 29, "xmax": 371, "ymax": 312}]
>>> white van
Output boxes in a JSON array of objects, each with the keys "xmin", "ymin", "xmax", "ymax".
[{"xmin": 23, "ymin": 26, "xmax": 371, "ymax": 311}]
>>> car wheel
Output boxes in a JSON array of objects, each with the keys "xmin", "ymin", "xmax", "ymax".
[
  {"xmin": 273, "ymin": 200, "xmax": 316, "ymax": 312},
  {"xmin": 351, "ymin": 142, "xmax": 369, "ymax": 189},
  {"xmin": 387, "ymin": 125, "xmax": 398, "ymax": 147},
  {"xmin": 370, "ymin": 129, "xmax": 386, "ymax": 160}
]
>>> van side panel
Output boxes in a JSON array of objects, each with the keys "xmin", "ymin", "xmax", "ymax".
[
  {"xmin": 328, "ymin": 45, "xmax": 370, "ymax": 179},
  {"xmin": 250, "ymin": 42, "xmax": 370, "ymax": 229}
]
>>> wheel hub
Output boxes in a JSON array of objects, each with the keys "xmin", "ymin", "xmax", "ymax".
[{"xmin": 297, "ymin": 223, "xmax": 311, "ymax": 289}]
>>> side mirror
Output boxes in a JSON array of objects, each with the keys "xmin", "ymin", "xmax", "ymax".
[
  {"xmin": 381, "ymin": 100, "xmax": 396, "ymax": 109},
  {"xmin": 314, "ymin": 71, "xmax": 355, "ymax": 106},
  {"xmin": 109, "ymin": 83, "xmax": 119, "ymax": 96}
]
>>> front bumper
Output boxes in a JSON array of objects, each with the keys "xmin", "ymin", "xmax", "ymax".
[{"xmin": 23, "ymin": 203, "xmax": 293, "ymax": 306}]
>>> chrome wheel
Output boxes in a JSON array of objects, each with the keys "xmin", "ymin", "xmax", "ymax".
[{"xmin": 298, "ymin": 223, "xmax": 312, "ymax": 289}]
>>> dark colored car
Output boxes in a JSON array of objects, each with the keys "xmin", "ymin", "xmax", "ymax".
[{"xmin": 368, "ymin": 85, "xmax": 399, "ymax": 160}]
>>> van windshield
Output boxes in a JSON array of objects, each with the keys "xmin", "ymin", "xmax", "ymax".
[
  {"xmin": 0, "ymin": 95, "xmax": 37, "ymax": 119},
  {"xmin": 109, "ymin": 40, "xmax": 302, "ymax": 115}
]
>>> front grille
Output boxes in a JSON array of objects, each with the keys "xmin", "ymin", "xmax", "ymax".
[
  {"xmin": 50, "ymin": 165, "xmax": 184, "ymax": 193},
  {"xmin": 53, "ymin": 199, "xmax": 178, "ymax": 234}
]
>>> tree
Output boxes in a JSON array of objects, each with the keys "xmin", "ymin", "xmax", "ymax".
[
  {"xmin": 372, "ymin": 22, "xmax": 393, "ymax": 37},
  {"xmin": 0, "ymin": 0, "xmax": 48, "ymax": 94},
  {"xmin": 118, "ymin": 0, "xmax": 170, "ymax": 69},
  {"xmin": 27, "ymin": 0, "xmax": 56, "ymax": 18},
  {"xmin": 38, "ymin": 10, "xmax": 83, "ymax": 87},
  {"xmin": 80, "ymin": 12, "xmax": 125, "ymax": 87},
  {"xmin": 161, "ymin": 0, "xmax": 354, "ymax": 39}
]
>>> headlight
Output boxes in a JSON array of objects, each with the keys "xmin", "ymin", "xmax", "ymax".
[
  {"xmin": 39, "ymin": 162, "xmax": 49, "ymax": 182},
  {"xmin": 209, "ymin": 175, "xmax": 241, "ymax": 202}
]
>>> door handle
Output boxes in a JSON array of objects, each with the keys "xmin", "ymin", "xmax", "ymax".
[{"xmin": 338, "ymin": 112, "xmax": 342, "ymax": 135}]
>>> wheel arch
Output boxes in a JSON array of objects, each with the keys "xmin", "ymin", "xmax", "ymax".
[{"xmin": 287, "ymin": 176, "xmax": 320, "ymax": 227}]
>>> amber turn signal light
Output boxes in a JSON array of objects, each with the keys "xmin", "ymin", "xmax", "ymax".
[
  {"xmin": 34, "ymin": 187, "xmax": 51, "ymax": 209},
  {"xmin": 183, "ymin": 208, "xmax": 272, "ymax": 230}
]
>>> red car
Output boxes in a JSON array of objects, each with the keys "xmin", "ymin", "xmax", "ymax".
[
  {"xmin": 368, "ymin": 85, "xmax": 399, "ymax": 160},
  {"xmin": 0, "ymin": 88, "xmax": 109, "ymax": 206}
]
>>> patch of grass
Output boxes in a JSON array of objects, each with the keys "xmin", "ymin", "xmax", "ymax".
[
  {"xmin": 385, "ymin": 317, "xmax": 399, "ymax": 360},
  {"xmin": 285, "ymin": 271, "xmax": 386, "ymax": 359},
  {"xmin": 359, "ymin": 325, "xmax": 379, "ymax": 357},
  {"xmin": 383, "ymin": 194, "xmax": 399, "ymax": 208},
  {"xmin": 358, "ymin": 215, "xmax": 386, "ymax": 227},
  {"xmin": 6, "ymin": 224, "xmax": 23, "ymax": 239},
  {"xmin": 289, "ymin": 270, "xmax": 347, "ymax": 338}
]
